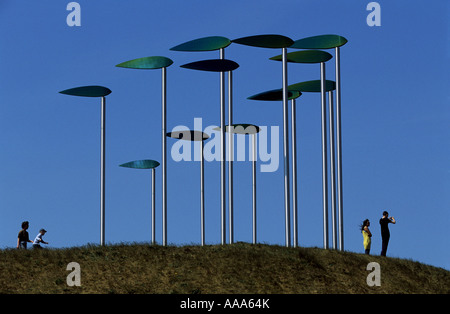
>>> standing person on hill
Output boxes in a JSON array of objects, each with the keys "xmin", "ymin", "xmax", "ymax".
[
  {"xmin": 361, "ymin": 219, "xmax": 372, "ymax": 255},
  {"xmin": 379, "ymin": 211, "xmax": 396, "ymax": 256},
  {"xmin": 17, "ymin": 221, "xmax": 33, "ymax": 249}
]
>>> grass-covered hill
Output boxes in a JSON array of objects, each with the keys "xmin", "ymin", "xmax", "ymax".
[{"xmin": 0, "ymin": 243, "xmax": 448, "ymax": 294}]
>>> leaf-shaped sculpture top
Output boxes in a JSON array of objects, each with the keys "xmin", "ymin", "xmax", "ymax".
[
  {"xmin": 119, "ymin": 159, "xmax": 160, "ymax": 169},
  {"xmin": 291, "ymin": 35, "xmax": 348, "ymax": 49},
  {"xmin": 170, "ymin": 36, "xmax": 231, "ymax": 51},
  {"xmin": 116, "ymin": 56, "xmax": 173, "ymax": 70},
  {"xmin": 215, "ymin": 124, "xmax": 261, "ymax": 135},
  {"xmin": 59, "ymin": 86, "xmax": 112, "ymax": 97},
  {"xmin": 180, "ymin": 59, "xmax": 239, "ymax": 72},
  {"xmin": 270, "ymin": 50, "xmax": 333, "ymax": 64},
  {"xmin": 167, "ymin": 130, "xmax": 209, "ymax": 141},
  {"xmin": 288, "ymin": 80, "xmax": 336, "ymax": 93},
  {"xmin": 247, "ymin": 89, "xmax": 301, "ymax": 101},
  {"xmin": 232, "ymin": 35, "xmax": 294, "ymax": 48}
]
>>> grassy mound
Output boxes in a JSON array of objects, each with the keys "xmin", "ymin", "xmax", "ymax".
[{"xmin": 0, "ymin": 242, "xmax": 448, "ymax": 294}]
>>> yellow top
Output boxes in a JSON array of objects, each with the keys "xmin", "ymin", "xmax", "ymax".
[{"xmin": 362, "ymin": 230, "xmax": 371, "ymax": 249}]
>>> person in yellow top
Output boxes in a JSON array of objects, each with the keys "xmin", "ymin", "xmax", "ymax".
[{"xmin": 361, "ymin": 219, "xmax": 372, "ymax": 255}]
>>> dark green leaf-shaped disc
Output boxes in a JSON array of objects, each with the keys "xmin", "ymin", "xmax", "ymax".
[
  {"xmin": 180, "ymin": 59, "xmax": 239, "ymax": 72},
  {"xmin": 215, "ymin": 124, "xmax": 261, "ymax": 135},
  {"xmin": 119, "ymin": 159, "xmax": 160, "ymax": 169},
  {"xmin": 270, "ymin": 50, "xmax": 333, "ymax": 64},
  {"xmin": 288, "ymin": 80, "xmax": 336, "ymax": 93},
  {"xmin": 59, "ymin": 86, "xmax": 111, "ymax": 97},
  {"xmin": 167, "ymin": 130, "xmax": 209, "ymax": 141},
  {"xmin": 116, "ymin": 56, "xmax": 173, "ymax": 70},
  {"xmin": 248, "ymin": 89, "xmax": 301, "ymax": 101},
  {"xmin": 170, "ymin": 36, "xmax": 231, "ymax": 52},
  {"xmin": 291, "ymin": 35, "xmax": 348, "ymax": 49},
  {"xmin": 232, "ymin": 35, "xmax": 294, "ymax": 48}
]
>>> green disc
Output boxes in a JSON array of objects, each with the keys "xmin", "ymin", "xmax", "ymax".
[
  {"xmin": 59, "ymin": 86, "xmax": 111, "ymax": 97},
  {"xmin": 167, "ymin": 130, "xmax": 209, "ymax": 141},
  {"xmin": 119, "ymin": 159, "xmax": 160, "ymax": 169},
  {"xmin": 247, "ymin": 89, "xmax": 301, "ymax": 101},
  {"xmin": 232, "ymin": 34, "xmax": 294, "ymax": 48},
  {"xmin": 180, "ymin": 59, "xmax": 239, "ymax": 72},
  {"xmin": 270, "ymin": 50, "xmax": 333, "ymax": 64},
  {"xmin": 291, "ymin": 35, "xmax": 348, "ymax": 49},
  {"xmin": 116, "ymin": 56, "xmax": 173, "ymax": 70},
  {"xmin": 288, "ymin": 80, "xmax": 336, "ymax": 93},
  {"xmin": 170, "ymin": 36, "xmax": 231, "ymax": 51}
]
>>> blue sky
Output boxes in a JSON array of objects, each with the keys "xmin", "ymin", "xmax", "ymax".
[{"xmin": 0, "ymin": 1, "xmax": 449, "ymax": 270}]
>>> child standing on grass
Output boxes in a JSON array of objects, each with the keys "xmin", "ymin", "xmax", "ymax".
[
  {"xmin": 32, "ymin": 229, "xmax": 49, "ymax": 249},
  {"xmin": 361, "ymin": 219, "xmax": 372, "ymax": 255},
  {"xmin": 17, "ymin": 221, "xmax": 34, "ymax": 249}
]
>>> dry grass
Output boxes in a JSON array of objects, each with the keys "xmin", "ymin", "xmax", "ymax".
[{"xmin": 0, "ymin": 242, "xmax": 448, "ymax": 294}]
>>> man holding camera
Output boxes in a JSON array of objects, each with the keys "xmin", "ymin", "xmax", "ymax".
[{"xmin": 380, "ymin": 211, "xmax": 396, "ymax": 256}]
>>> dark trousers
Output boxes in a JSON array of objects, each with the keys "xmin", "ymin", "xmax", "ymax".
[{"xmin": 381, "ymin": 234, "xmax": 390, "ymax": 256}]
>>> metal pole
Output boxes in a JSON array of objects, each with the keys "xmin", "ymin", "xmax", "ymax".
[
  {"xmin": 329, "ymin": 91, "xmax": 337, "ymax": 249},
  {"xmin": 151, "ymin": 168, "xmax": 156, "ymax": 245},
  {"xmin": 162, "ymin": 67, "xmax": 168, "ymax": 246},
  {"xmin": 291, "ymin": 98, "xmax": 298, "ymax": 248},
  {"xmin": 228, "ymin": 71, "xmax": 234, "ymax": 244},
  {"xmin": 282, "ymin": 48, "xmax": 291, "ymax": 248},
  {"xmin": 335, "ymin": 47, "xmax": 344, "ymax": 251},
  {"xmin": 220, "ymin": 48, "xmax": 226, "ymax": 245},
  {"xmin": 201, "ymin": 140, "xmax": 205, "ymax": 246},
  {"xmin": 100, "ymin": 96, "xmax": 106, "ymax": 246},
  {"xmin": 252, "ymin": 133, "xmax": 257, "ymax": 244},
  {"xmin": 320, "ymin": 62, "xmax": 329, "ymax": 249}
]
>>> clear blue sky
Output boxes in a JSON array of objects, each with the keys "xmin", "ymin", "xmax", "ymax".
[{"xmin": 0, "ymin": 0, "xmax": 448, "ymax": 270}]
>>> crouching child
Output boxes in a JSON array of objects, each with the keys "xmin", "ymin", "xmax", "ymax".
[{"xmin": 33, "ymin": 229, "xmax": 48, "ymax": 249}]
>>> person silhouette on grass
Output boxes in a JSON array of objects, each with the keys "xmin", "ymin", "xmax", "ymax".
[
  {"xmin": 361, "ymin": 219, "xmax": 372, "ymax": 255},
  {"xmin": 17, "ymin": 221, "xmax": 33, "ymax": 249},
  {"xmin": 32, "ymin": 229, "xmax": 49, "ymax": 249},
  {"xmin": 379, "ymin": 211, "xmax": 396, "ymax": 256}
]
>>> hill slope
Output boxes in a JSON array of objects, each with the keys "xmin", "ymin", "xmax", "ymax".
[{"xmin": 0, "ymin": 243, "xmax": 448, "ymax": 294}]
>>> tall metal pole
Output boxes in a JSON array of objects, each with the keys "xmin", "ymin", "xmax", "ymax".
[
  {"xmin": 228, "ymin": 71, "xmax": 234, "ymax": 244},
  {"xmin": 291, "ymin": 98, "xmax": 298, "ymax": 248},
  {"xmin": 220, "ymin": 48, "xmax": 226, "ymax": 245},
  {"xmin": 335, "ymin": 47, "xmax": 344, "ymax": 251},
  {"xmin": 282, "ymin": 48, "xmax": 291, "ymax": 248},
  {"xmin": 100, "ymin": 96, "xmax": 106, "ymax": 246},
  {"xmin": 252, "ymin": 133, "xmax": 257, "ymax": 244},
  {"xmin": 162, "ymin": 67, "xmax": 168, "ymax": 246},
  {"xmin": 201, "ymin": 140, "xmax": 205, "ymax": 246},
  {"xmin": 320, "ymin": 62, "xmax": 329, "ymax": 249},
  {"xmin": 151, "ymin": 168, "xmax": 156, "ymax": 245},
  {"xmin": 329, "ymin": 91, "xmax": 337, "ymax": 249}
]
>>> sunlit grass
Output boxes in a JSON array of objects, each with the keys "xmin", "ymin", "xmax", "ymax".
[{"xmin": 0, "ymin": 242, "xmax": 448, "ymax": 294}]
